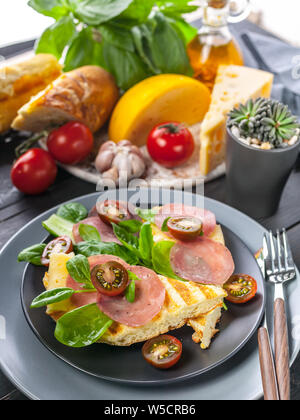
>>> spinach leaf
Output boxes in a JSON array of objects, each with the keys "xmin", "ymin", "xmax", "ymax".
[
  {"xmin": 55, "ymin": 303, "xmax": 113, "ymax": 347},
  {"xmin": 125, "ymin": 278, "xmax": 136, "ymax": 303},
  {"xmin": 18, "ymin": 244, "xmax": 46, "ymax": 266},
  {"xmin": 35, "ymin": 15, "xmax": 77, "ymax": 59},
  {"xmin": 64, "ymin": 27, "xmax": 106, "ymax": 72},
  {"xmin": 118, "ymin": 219, "xmax": 142, "ymax": 233},
  {"xmin": 102, "ymin": 42, "xmax": 150, "ymax": 91},
  {"xmin": 78, "ymin": 224, "xmax": 101, "ymax": 242},
  {"xmin": 152, "ymin": 241, "xmax": 186, "ymax": 281},
  {"xmin": 139, "ymin": 222, "xmax": 154, "ymax": 266},
  {"xmin": 57, "ymin": 202, "xmax": 88, "ymax": 224},
  {"xmin": 66, "ymin": 255, "xmax": 94, "ymax": 290},
  {"xmin": 161, "ymin": 217, "xmax": 171, "ymax": 232},
  {"xmin": 31, "ymin": 288, "xmax": 75, "ymax": 308},
  {"xmin": 70, "ymin": 0, "xmax": 133, "ymax": 26},
  {"xmin": 28, "ymin": 0, "xmax": 70, "ymax": 19},
  {"xmin": 75, "ymin": 241, "xmax": 139, "ymax": 265},
  {"xmin": 112, "ymin": 223, "xmax": 141, "ymax": 257},
  {"xmin": 135, "ymin": 207, "xmax": 158, "ymax": 223}
]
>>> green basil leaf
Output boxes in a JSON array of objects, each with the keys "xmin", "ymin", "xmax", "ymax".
[
  {"xmin": 112, "ymin": 223, "xmax": 141, "ymax": 256},
  {"xmin": 152, "ymin": 241, "xmax": 186, "ymax": 281},
  {"xmin": 102, "ymin": 42, "xmax": 150, "ymax": 90},
  {"xmin": 35, "ymin": 16, "xmax": 77, "ymax": 59},
  {"xmin": 168, "ymin": 17, "xmax": 198, "ymax": 46},
  {"xmin": 125, "ymin": 278, "xmax": 136, "ymax": 303},
  {"xmin": 70, "ymin": 0, "xmax": 134, "ymax": 26},
  {"xmin": 128, "ymin": 270, "xmax": 142, "ymax": 282},
  {"xmin": 64, "ymin": 27, "xmax": 106, "ymax": 72},
  {"xmin": 28, "ymin": 0, "xmax": 70, "ymax": 19},
  {"xmin": 156, "ymin": 0, "xmax": 198, "ymax": 16},
  {"xmin": 75, "ymin": 241, "xmax": 139, "ymax": 265},
  {"xmin": 98, "ymin": 23, "xmax": 135, "ymax": 52},
  {"xmin": 31, "ymin": 288, "xmax": 75, "ymax": 308},
  {"xmin": 57, "ymin": 202, "xmax": 88, "ymax": 224},
  {"xmin": 78, "ymin": 224, "xmax": 101, "ymax": 242},
  {"xmin": 161, "ymin": 217, "xmax": 171, "ymax": 232},
  {"xmin": 131, "ymin": 24, "xmax": 160, "ymax": 74},
  {"xmin": 18, "ymin": 244, "xmax": 46, "ymax": 266},
  {"xmin": 139, "ymin": 222, "xmax": 154, "ymax": 265},
  {"xmin": 118, "ymin": 219, "xmax": 142, "ymax": 233},
  {"xmin": 116, "ymin": 0, "xmax": 155, "ymax": 26},
  {"xmin": 55, "ymin": 303, "xmax": 113, "ymax": 347},
  {"xmin": 66, "ymin": 255, "xmax": 94, "ymax": 290},
  {"xmin": 135, "ymin": 208, "xmax": 158, "ymax": 223}
]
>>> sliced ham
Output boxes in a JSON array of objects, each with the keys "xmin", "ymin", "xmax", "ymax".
[
  {"xmin": 170, "ymin": 237, "xmax": 235, "ymax": 286},
  {"xmin": 97, "ymin": 265, "xmax": 166, "ymax": 328},
  {"xmin": 72, "ymin": 216, "xmax": 120, "ymax": 244},
  {"xmin": 155, "ymin": 203, "xmax": 216, "ymax": 237},
  {"xmin": 66, "ymin": 255, "xmax": 130, "ymax": 308},
  {"xmin": 88, "ymin": 205, "xmax": 98, "ymax": 217}
]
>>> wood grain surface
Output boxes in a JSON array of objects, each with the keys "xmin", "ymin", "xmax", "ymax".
[{"xmin": 258, "ymin": 327, "xmax": 280, "ymax": 400}]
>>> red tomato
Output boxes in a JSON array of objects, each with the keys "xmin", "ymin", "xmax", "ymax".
[
  {"xmin": 224, "ymin": 274, "xmax": 258, "ymax": 304},
  {"xmin": 142, "ymin": 335, "xmax": 182, "ymax": 369},
  {"xmin": 91, "ymin": 262, "xmax": 129, "ymax": 297},
  {"xmin": 47, "ymin": 122, "xmax": 94, "ymax": 164},
  {"xmin": 147, "ymin": 122, "xmax": 195, "ymax": 168},
  {"xmin": 11, "ymin": 148, "xmax": 57, "ymax": 195}
]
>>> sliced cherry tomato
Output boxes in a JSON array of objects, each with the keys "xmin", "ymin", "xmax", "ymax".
[
  {"xmin": 47, "ymin": 121, "xmax": 94, "ymax": 165},
  {"xmin": 167, "ymin": 216, "xmax": 203, "ymax": 241},
  {"xmin": 224, "ymin": 274, "xmax": 258, "ymax": 304},
  {"xmin": 142, "ymin": 335, "xmax": 182, "ymax": 369},
  {"xmin": 147, "ymin": 122, "xmax": 195, "ymax": 168},
  {"xmin": 41, "ymin": 236, "xmax": 73, "ymax": 267},
  {"xmin": 91, "ymin": 261, "xmax": 129, "ymax": 296},
  {"xmin": 97, "ymin": 200, "xmax": 131, "ymax": 226},
  {"xmin": 11, "ymin": 148, "xmax": 57, "ymax": 195}
]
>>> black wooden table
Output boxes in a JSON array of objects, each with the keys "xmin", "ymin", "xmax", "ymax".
[{"xmin": 1, "ymin": 20, "xmax": 300, "ymax": 400}]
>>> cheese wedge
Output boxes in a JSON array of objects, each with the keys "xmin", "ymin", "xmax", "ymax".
[{"xmin": 199, "ymin": 65, "xmax": 274, "ymax": 175}]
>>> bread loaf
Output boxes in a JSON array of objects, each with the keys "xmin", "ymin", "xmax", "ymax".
[
  {"xmin": 0, "ymin": 53, "xmax": 62, "ymax": 133},
  {"xmin": 12, "ymin": 66, "xmax": 119, "ymax": 133}
]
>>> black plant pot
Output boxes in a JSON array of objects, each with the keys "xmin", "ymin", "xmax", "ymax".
[{"xmin": 226, "ymin": 125, "xmax": 300, "ymax": 219}]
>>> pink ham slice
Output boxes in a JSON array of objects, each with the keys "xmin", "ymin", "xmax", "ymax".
[
  {"xmin": 66, "ymin": 255, "xmax": 130, "ymax": 308},
  {"xmin": 97, "ymin": 265, "xmax": 166, "ymax": 328},
  {"xmin": 155, "ymin": 203, "xmax": 216, "ymax": 237},
  {"xmin": 170, "ymin": 237, "xmax": 235, "ymax": 286},
  {"xmin": 72, "ymin": 217, "xmax": 121, "ymax": 244},
  {"xmin": 88, "ymin": 206, "xmax": 98, "ymax": 218}
]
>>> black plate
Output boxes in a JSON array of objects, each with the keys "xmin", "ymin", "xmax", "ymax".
[{"xmin": 21, "ymin": 225, "xmax": 265, "ymax": 385}]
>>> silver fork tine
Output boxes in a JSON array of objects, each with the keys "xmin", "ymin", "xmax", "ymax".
[
  {"xmin": 282, "ymin": 228, "xmax": 294, "ymax": 270},
  {"xmin": 269, "ymin": 230, "xmax": 277, "ymax": 273},
  {"xmin": 276, "ymin": 229, "xmax": 283, "ymax": 272}
]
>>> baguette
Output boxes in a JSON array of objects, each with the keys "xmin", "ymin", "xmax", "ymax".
[
  {"xmin": 0, "ymin": 53, "xmax": 62, "ymax": 133},
  {"xmin": 12, "ymin": 65, "xmax": 119, "ymax": 133}
]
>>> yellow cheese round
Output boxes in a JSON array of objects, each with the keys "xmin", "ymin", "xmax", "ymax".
[{"xmin": 109, "ymin": 74, "xmax": 211, "ymax": 146}]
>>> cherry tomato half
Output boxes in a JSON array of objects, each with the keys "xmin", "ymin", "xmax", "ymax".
[
  {"xmin": 97, "ymin": 200, "xmax": 131, "ymax": 226},
  {"xmin": 224, "ymin": 274, "xmax": 258, "ymax": 304},
  {"xmin": 91, "ymin": 261, "xmax": 129, "ymax": 296},
  {"xmin": 47, "ymin": 121, "xmax": 94, "ymax": 165},
  {"xmin": 142, "ymin": 335, "xmax": 182, "ymax": 369},
  {"xmin": 41, "ymin": 236, "xmax": 73, "ymax": 267},
  {"xmin": 147, "ymin": 122, "xmax": 195, "ymax": 168},
  {"xmin": 11, "ymin": 148, "xmax": 57, "ymax": 195},
  {"xmin": 167, "ymin": 216, "xmax": 203, "ymax": 241}
]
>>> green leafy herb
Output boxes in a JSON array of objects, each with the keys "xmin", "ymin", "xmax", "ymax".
[
  {"xmin": 42, "ymin": 214, "xmax": 74, "ymax": 240},
  {"xmin": 35, "ymin": 15, "xmax": 77, "ymax": 59},
  {"xmin": 156, "ymin": 0, "xmax": 198, "ymax": 16},
  {"xmin": 161, "ymin": 217, "xmax": 171, "ymax": 232},
  {"xmin": 31, "ymin": 288, "xmax": 75, "ymax": 308},
  {"xmin": 119, "ymin": 219, "xmax": 143, "ymax": 233},
  {"xmin": 54, "ymin": 303, "xmax": 113, "ymax": 347},
  {"xmin": 135, "ymin": 207, "xmax": 158, "ymax": 223},
  {"xmin": 112, "ymin": 223, "xmax": 140, "ymax": 257},
  {"xmin": 223, "ymin": 301, "xmax": 228, "ymax": 311},
  {"xmin": 152, "ymin": 240, "xmax": 186, "ymax": 281},
  {"xmin": 28, "ymin": 0, "xmax": 70, "ymax": 19},
  {"xmin": 139, "ymin": 222, "xmax": 154, "ymax": 266},
  {"xmin": 75, "ymin": 241, "xmax": 139, "ymax": 265},
  {"xmin": 66, "ymin": 255, "xmax": 94, "ymax": 290},
  {"xmin": 78, "ymin": 224, "xmax": 101, "ymax": 242},
  {"xmin": 57, "ymin": 202, "xmax": 88, "ymax": 224},
  {"xmin": 18, "ymin": 244, "xmax": 46, "ymax": 266},
  {"xmin": 125, "ymin": 278, "xmax": 136, "ymax": 303}
]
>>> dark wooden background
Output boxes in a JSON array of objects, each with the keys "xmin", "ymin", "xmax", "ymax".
[{"xmin": 0, "ymin": 20, "xmax": 299, "ymax": 400}]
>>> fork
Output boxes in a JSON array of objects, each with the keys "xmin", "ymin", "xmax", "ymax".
[{"xmin": 264, "ymin": 229, "xmax": 297, "ymax": 400}]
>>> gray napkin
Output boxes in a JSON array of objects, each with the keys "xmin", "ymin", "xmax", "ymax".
[{"xmin": 241, "ymin": 32, "xmax": 300, "ymax": 116}]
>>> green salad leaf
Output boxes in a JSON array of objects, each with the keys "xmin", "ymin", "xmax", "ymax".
[
  {"xmin": 57, "ymin": 202, "xmax": 88, "ymax": 224},
  {"xmin": 112, "ymin": 223, "xmax": 140, "ymax": 256},
  {"xmin": 135, "ymin": 207, "xmax": 158, "ymax": 223},
  {"xmin": 152, "ymin": 240, "xmax": 186, "ymax": 281},
  {"xmin": 139, "ymin": 222, "xmax": 154, "ymax": 266},
  {"xmin": 66, "ymin": 255, "xmax": 95, "ymax": 290},
  {"xmin": 78, "ymin": 224, "xmax": 101, "ymax": 242},
  {"xmin": 75, "ymin": 241, "xmax": 139, "ymax": 265},
  {"xmin": 31, "ymin": 288, "xmax": 76, "ymax": 308},
  {"xmin": 42, "ymin": 214, "xmax": 74, "ymax": 240},
  {"xmin": 55, "ymin": 303, "xmax": 113, "ymax": 347},
  {"xmin": 18, "ymin": 244, "xmax": 46, "ymax": 266},
  {"xmin": 118, "ymin": 219, "xmax": 142, "ymax": 233},
  {"xmin": 28, "ymin": 0, "xmax": 70, "ymax": 19}
]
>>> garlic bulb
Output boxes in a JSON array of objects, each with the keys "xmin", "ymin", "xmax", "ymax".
[{"xmin": 95, "ymin": 140, "xmax": 146, "ymax": 183}]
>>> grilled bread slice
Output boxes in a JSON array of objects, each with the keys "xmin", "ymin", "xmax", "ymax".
[{"xmin": 188, "ymin": 305, "xmax": 222, "ymax": 349}]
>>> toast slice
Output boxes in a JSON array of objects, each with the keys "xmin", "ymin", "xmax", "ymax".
[{"xmin": 188, "ymin": 305, "xmax": 222, "ymax": 349}]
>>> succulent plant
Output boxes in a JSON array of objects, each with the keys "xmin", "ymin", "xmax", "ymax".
[{"xmin": 228, "ymin": 98, "xmax": 300, "ymax": 148}]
